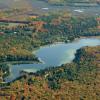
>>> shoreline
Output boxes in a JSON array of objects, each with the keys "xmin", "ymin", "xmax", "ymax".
[
  {"xmin": 1, "ymin": 36, "xmax": 100, "ymax": 84},
  {"xmin": 0, "ymin": 60, "xmax": 41, "ymax": 65},
  {"xmin": 35, "ymin": 36, "xmax": 100, "ymax": 49}
]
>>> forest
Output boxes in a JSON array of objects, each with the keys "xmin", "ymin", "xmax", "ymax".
[
  {"xmin": 0, "ymin": 46, "xmax": 99, "ymax": 100},
  {"xmin": 0, "ymin": 0, "xmax": 100, "ymax": 100},
  {"xmin": 0, "ymin": 12, "xmax": 100, "ymax": 80}
]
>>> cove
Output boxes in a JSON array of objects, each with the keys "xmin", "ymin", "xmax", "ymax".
[{"xmin": 5, "ymin": 38, "xmax": 100, "ymax": 82}]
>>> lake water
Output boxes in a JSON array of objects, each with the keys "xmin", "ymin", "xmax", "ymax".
[{"xmin": 5, "ymin": 38, "xmax": 100, "ymax": 82}]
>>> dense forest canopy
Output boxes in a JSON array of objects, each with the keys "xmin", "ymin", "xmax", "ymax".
[
  {"xmin": 0, "ymin": 46, "xmax": 100, "ymax": 100},
  {"xmin": 0, "ymin": 1, "xmax": 100, "ymax": 100},
  {"xmin": 0, "ymin": 11, "xmax": 99, "ymax": 80}
]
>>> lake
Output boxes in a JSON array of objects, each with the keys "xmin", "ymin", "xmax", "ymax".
[{"xmin": 5, "ymin": 38, "xmax": 100, "ymax": 82}]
